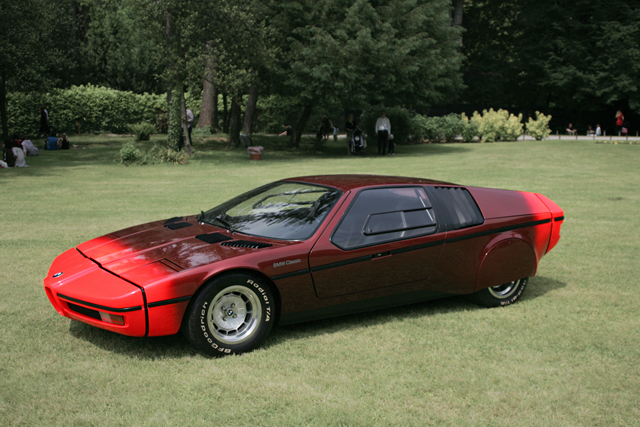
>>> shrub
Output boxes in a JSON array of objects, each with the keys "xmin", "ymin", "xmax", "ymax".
[
  {"xmin": 117, "ymin": 143, "xmax": 188, "ymax": 166},
  {"xmin": 411, "ymin": 113, "xmax": 478, "ymax": 143},
  {"xmin": 141, "ymin": 144, "xmax": 188, "ymax": 165},
  {"xmin": 116, "ymin": 142, "xmax": 142, "ymax": 166},
  {"xmin": 460, "ymin": 113, "xmax": 479, "ymax": 142},
  {"xmin": 130, "ymin": 122, "xmax": 156, "ymax": 141},
  {"xmin": 471, "ymin": 108, "xmax": 523, "ymax": 142},
  {"xmin": 7, "ymin": 85, "xmax": 166, "ymax": 135},
  {"xmin": 502, "ymin": 110, "xmax": 524, "ymax": 141},
  {"xmin": 526, "ymin": 111, "xmax": 553, "ymax": 140}
]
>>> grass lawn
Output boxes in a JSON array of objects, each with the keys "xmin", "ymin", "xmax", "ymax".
[{"xmin": 1, "ymin": 134, "xmax": 639, "ymax": 426}]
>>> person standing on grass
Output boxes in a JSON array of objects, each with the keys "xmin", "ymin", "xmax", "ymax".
[
  {"xmin": 616, "ymin": 111, "xmax": 625, "ymax": 135},
  {"xmin": 345, "ymin": 114, "xmax": 358, "ymax": 155},
  {"xmin": 375, "ymin": 110, "xmax": 391, "ymax": 155},
  {"xmin": 39, "ymin": 106, "xmax": 50, "ymax": 136}
]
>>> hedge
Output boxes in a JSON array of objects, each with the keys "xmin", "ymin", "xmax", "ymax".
[{"xmin": 7, "ymin": 85, "xmax": 167, "ymax": 135}]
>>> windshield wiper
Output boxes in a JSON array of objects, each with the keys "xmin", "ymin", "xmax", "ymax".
[
  {"xmin": 196, "ymin": 210, "xmax": 205, "ymax": 222},
  {"xmin": 214, "ymin": 215, "xmax": 235, "ymax": 233}
]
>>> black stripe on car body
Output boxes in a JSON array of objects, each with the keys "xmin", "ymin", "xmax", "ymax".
[
  {"xmin": 310, "ymin": 218, "xmax": 551, "ymax": 272},
  {"xmin": 147, "ymin": 295, "xmax": 192, "ymax": 308},
  {"xmin": 270, "ymin": 269, "xmax": 310, "ymax": 281},
  {"xmin": 57, "ymin": 293, "xmax": 142, "ymax": 313}
]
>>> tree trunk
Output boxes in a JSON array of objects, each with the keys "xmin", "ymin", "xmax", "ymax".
[
  {"xmin": 222, "ymin": 93, "xmax": 229, "ymax": 133},
  {"xmin": 452, "ymin": 0, "xmax": 464, "ymax": 47},
  {"xmin": 452, "ymin": 0, "xmax": 463, "ymax": 26},
  {"xmin": 290, "ymin": 104, "xmax": 313, "ymax": 148},
  {"xmin": 228, "ymin": 94, "xmax": 241, "ymax": 148},
  {"xmin": 242, "ymin": 85, "xmax": 258, "ymax": 135},
  {"xmin": 0, "ymin": 74, "xmax": 8, "ymax": 140},
  {"xmin": 198, "ymin": 47, "xmax": 216, "ymax": 129},
  {"xmin": 164, "ymin": 10, "xmax": 173, "ymax": 112},
  {"xmin": 181, "ymin": 88, "xmax": 193, "ymax": 155}
]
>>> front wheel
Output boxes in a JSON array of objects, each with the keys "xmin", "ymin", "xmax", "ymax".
[
  {"xmin": 468, "ymin": 278, "xmax": 528, "ymax": 308},
  {"xmin": 184, "ymin": 273, "xmax": 275, "ymax": 356}
]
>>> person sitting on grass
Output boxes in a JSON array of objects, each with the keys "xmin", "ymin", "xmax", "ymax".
[
  {"xmin": 44, "ymin": 132, "xmax": 58, "ymax": 150},
  {"xmin": 279, "ymin": 125, "xmax": 292, "ymax": 136},
  {"xmin": 21, "ymin": 136, "xmax": 38, "ymax": 156},
  {"xmin": 58, "ymin": 133, "xmax": 70, "ymax": 150},
  {"xmin": 566, "ymin": 123, "xmax": 577, "ymax": 135},
  {"xmin": 11, "ymin": 140, "xmax": 28, "ymax": 167}
]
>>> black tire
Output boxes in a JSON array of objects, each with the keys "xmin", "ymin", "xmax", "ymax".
[
  {"xmin": 184, "ymin": 273, "xmax": 275, "ymax": 356},
  {"xmin": 468, "ymin": 278, "xmax": 528, "ymax": 308}
]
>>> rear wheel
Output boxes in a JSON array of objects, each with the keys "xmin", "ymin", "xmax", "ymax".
[
  {"xmin": 184, "ymin": 273, "xmax": 275, "ymax": 356},
  {"xmin": 468, "ymin": 278, "xmax": 528, "ymax": 307}
]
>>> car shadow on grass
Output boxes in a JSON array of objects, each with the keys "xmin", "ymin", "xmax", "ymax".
[
  {"xmin": 68, "ymin": 275, "xmax": 565, "ymax": 358},
  {"xmin": 262, "ymin": 275, "xmax": 566, "ymax": 351}
]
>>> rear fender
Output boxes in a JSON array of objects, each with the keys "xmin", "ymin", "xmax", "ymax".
[{"xmin": 475, "ymin": 239, "xmax": 537, "ymax": 292}]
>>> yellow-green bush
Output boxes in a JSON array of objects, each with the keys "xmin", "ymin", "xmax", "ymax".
[
  {"xmin": 526, "ymin": 111, "xmax": 553, "ymax": 140},
  {"xmin": 471, "ymin": 108, "xmax": 523, "ymax": 142}
]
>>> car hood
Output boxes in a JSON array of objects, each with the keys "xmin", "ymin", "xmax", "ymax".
[{"xmin": 76, "ymin": 217, "xmax": 285, "ymax": 276}]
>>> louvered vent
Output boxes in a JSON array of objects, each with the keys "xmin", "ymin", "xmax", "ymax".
[
  {"xmin": 195, "ymin": 233, "xmax": 233, "ymax": 244},
  {"xmin": 221, "ymin": 240, "xmax": 273, "ymax": 249},
  {"xmin": 433, "ymin": 187, "xmax": 484, "ymax": 230}
]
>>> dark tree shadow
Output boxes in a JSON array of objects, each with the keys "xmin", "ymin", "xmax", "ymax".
[{"xmin": 69, "ymin": 275, "xmax": 565, "ymax": 358}]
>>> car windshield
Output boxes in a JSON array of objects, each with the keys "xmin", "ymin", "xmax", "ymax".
[{"xmin": 201, "ymin": 181, "xmax": 343, "ymax": 240}]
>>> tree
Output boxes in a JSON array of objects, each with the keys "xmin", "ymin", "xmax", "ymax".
[
  {"xmin": 266, "ymin": 0, "xmax": 464, "ymax": 146},
  {"xmin": 0, "ymin": 0, "xmax": 90, "ymax": 139},
  {"xmin": 85, "ymin": 0, "xmax": 164, "ymax": 94},
  {"xmin": 463, "ymin": 0, "xmax": 640, "ymax": 117}
]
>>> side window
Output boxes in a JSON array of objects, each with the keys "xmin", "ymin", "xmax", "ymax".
[{"xmin": 332, "ymin": 187, "xmax": 437, "ymax": 250}]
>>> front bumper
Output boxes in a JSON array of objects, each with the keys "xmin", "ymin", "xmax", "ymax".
[{"xmin": 43, "ymin": 248, "xmax": 147, "ymax": 337}]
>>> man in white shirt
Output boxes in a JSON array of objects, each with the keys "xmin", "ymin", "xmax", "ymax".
[{"xmin": 375, "ymin": 111, "xmax": 391, "ymax": 155}]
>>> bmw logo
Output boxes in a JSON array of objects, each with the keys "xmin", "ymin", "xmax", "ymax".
[{"xmin": 53, "ymin": 272, "xmax": 64, "ymax": 278}]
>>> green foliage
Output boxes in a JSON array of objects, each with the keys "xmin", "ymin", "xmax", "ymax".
[
  {"xmin": 141, "ymin": 145, "xmax": 188, "ymax": 165},
  {"xmin": 130, "ymin": 122, "xmax": 156, "ymax": 141},
  {"xmin": 527, "ymin": 111, "xmax": 553, "ymax": 140},
  {"xmin": 85, "ymin": 0, "xmax": 163, "ymax": 94},
  {"xmin": 116, "ymin": 142, "xmax": 187, "ymax": 166},
  {"xmin": 116, "ymin": 142, "xmax": 142, "ymax": 166},
  {"xmin": 471, "ymin": 109, "xmax": 523, "ymax": 142},
  {"xmin": 167, "ymin": 90, "xmax": 182, "ymax": 151},
  {"xmin": 6, "ymin": 85, "xmax": 165, "ymax": 135},
  {"xmin": 460, "ymin": 113, "xmax": 479, "ymax": 142},
  {"xmin": 255, "ymin": 95, "xmax": 301, "ymax": 133},
  {"xmin": 463, "ymin": 0, "xmax": 640, "ymax": 114},
  {"xmin": 412, "ymin": 113, "xmax": 478, "ymax": 143},
  {"xmin": 502, "ymin": 111, "xmax": 524, "ymax": 141},
  {"xmin": 360, "ymin": 107, "xmax": 417, "ymax": 146},
  {"xmin": 268, "ymin": 0, "xmax": 464, "ymax": 109}
]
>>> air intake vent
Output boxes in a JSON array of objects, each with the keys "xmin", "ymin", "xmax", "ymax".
[
  {"xmin": 164, "ymin": 222, "xmax": 193, "ymax": 230},
  {"xmin": 433, "ymin": 187, "xmax": 484, "ymax": 230},
  {"xmin": 163, "ymin": 216, "xmax": 184, "ymax": 225},
  {"xmin": 195, "ymin": 233, "xmax": 233, "ymax": 244},
  {"xmin": 221, "ymin": 240, "xmax": 273, "ymax": 249}
]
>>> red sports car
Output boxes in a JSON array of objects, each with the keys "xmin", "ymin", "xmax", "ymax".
[{"xmin": 44, "ymin": 175, "xmax": 564, "ymax": 355}]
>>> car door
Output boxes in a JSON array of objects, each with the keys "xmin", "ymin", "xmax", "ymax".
[{"xmin": 309, "ymin": 186, "xmax": 445, "ymax": 299}]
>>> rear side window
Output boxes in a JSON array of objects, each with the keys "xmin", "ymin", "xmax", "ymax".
[{"xmin": 332, "ymin": 187, "xmax": 437, "ymax": 250}]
